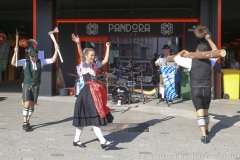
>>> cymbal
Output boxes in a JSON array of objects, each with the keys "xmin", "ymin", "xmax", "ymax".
[
  {"xmin": 131, "ymin": 72, "xmax": 140, "ymax": 74},
  {"xmin": 95, "ymin": 80, "xmax": 117, "ymax": 87},
  {"xmin": 104, "ymin": 72, "xmax": 117, "ymax": 79},
  {"xmin": 124, "ymin": 72, "xmax": 140, "ymax": 75}
]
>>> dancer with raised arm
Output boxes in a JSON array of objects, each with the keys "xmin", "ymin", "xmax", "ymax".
[
  {"xmin": 11, "ymin": 39, "xmax": 58, "ymax": 131},
  {"xmin": 71, "ymin": 34, "xmax": 114, "ymax": 149},
  {"xmin": 174, "ymin": 30, "xmax": 218, "ymax": 144}
]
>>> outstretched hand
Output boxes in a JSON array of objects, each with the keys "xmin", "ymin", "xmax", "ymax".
[
  {"xmin": 183, "ymin": 50, "xmax": 190, "ymax": 56},
  {"xmin": 14, "ymin": 46, "xmax": 18, "ymax": 53},
  {"xmin": 205, "ymin": 34, "xmax": 211, "ymax": 40},
  {"xmin": 106, "ymin": 42, "xmax": 111, "ymax": 47},
  {"xmin": 71, "ymin": 33, "xmax": 80, "ymax": 44},
  {"xmin": 177, "ymin": 50, "xmax": 187, "ymax": 57},
  {"xmin": 155, "ymin": 62, "xmax": 161, "ymax": 67}
]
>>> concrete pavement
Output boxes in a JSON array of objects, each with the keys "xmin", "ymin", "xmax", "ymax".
[{"xmin": 0, "ymin": 91, "xmax": 240, "ymax": 160}]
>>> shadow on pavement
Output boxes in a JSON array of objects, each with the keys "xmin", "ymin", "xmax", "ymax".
[
  {"xmin": 0, "ymin": 81, "xmax": 22, "ymax": 93},
  {"xmin": 110, "ymin": 106, "xmax": 140, "ymax": 115},
  {"xmin": 31, "ymin": 117, "xmax": 73, "ymax": 130},
  {"xmin": 209, "ymin": 112, "xmax": 240, "ymax": 140},
  {"xmin": 101, "ymin": 116, "xmax": 175, "ymax": 150},
  {"xmin": 0, "ymin": 97, "xmax": 7, "ymax": 101}
]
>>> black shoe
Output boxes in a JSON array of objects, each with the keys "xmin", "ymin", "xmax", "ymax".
[
  {"xmin": 101, "ymin": 141, "xmax": 114, "ymax": 149},
  {"xmin": 25, "ymin": 123, "xmax": 32, "ymax": 132},
  {"xmin": 23, "ymin": 123, "xmax": 31, "ymax": 130},
  {"xmin": 73, "ymin": 141, "xmax": 86, "ymax": 148},
  {"xmin": 201, "ymin": 136, "xmax": 210, "ymax": 144},
  {"xmin": 206, "ymin": 130, "xmax": 210, "ymax": 135},
  {"xmin": 22, "ymin": 123, "xmax": 28, "ymax": 131},
  {"xmin": 159, "ymin": 98, "xmax": 165, "ymax": 102}
]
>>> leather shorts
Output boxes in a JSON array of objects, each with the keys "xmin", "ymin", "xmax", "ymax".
[
  {"xmin": 191, "ymin": 87, "xmax": 211, "ymax": 111},
  {"xmin": 22, "ymin": 84, "xmax": 40, "ymax": 103}
]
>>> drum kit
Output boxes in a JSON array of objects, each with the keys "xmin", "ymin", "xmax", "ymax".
[
  {"xmin": 107, "ymin": 64, "xmax": 147, "ymax": 105},
  {"xmin": 68, "ymin": 63, "xmax": 149, "ymax": 104}
]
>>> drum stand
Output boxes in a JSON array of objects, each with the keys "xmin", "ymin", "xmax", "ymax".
[
  {"xmin": 139, "ymin": 64, "xmax": 145, "ymax": 104},
  {"xmin": 139, "ymin": 63, "xmax": 152, "ymax": 104},
  {"xmin": 130, "ymin": 62, "xmax": 145, "ymax": 104},
  {"xmin": 106, "ymin": 76, "xmax": 114, "ymax": 101},
  {"xmin": 127, "ymin": 65, "xmax": 140, "ymax": 104},
  {"xmin": 127, "ymin": 71, "xmax": 134, "ymax": 104}
]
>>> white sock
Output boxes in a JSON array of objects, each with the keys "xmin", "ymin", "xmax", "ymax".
[
  {"xmin": 92, "ymin": 126, "xmax": 106, "ymax": 144},
  {"xmin": 23, "ymin": 107, "xmax": 29, "ymax": 117},
  {"xmin": 74, "ymin": 127, "xmax": 83, "ymax": 142},
  {"xmin": 28, "ymin": 108, "xmax": 34, "ymax": 116}
]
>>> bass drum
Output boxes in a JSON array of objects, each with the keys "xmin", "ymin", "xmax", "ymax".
[{"xmin": 111, "ymin": 86, "xmax": 129, "ymax": 104}]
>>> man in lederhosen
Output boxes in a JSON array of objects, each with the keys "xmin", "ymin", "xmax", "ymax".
[
  {"xmin": 174, "ymin": 26, "xmax": 218, "ymax": 144},
  {"xmin": 11, "ymin": 39, "xmax": 58, "ymax": 131}
]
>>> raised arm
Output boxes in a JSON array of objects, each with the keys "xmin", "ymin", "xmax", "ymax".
[
  {"xmin": 11, "ymin": 46, "xmax": 18, "ymax": 67},
  {"xmin": 51, "ymin": 44, "xmax": 59, "ymax": 63},
  {"xmin": 205, "ymin": 34, "xmax": 218, "ymax": 50},
  {"xmin": 72, "ymin": 33, "xmax": 84, "ymax": 62},
  {"xmin": 173, "ymin": 50, "xmax": 192, "ymax": 69},
  {"xmin": 102, "ymin": 42, "xmax": 111, "ymax": 66}
]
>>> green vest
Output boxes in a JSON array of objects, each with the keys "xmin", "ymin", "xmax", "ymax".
[{"xmin": 23, "ymin": 59, "xmax": 42, "ymax": 85}]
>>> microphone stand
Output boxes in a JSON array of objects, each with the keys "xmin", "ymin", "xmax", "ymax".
[{"xmin": 140, "ymin": 61, "xmax": 144, "ymax": 103}]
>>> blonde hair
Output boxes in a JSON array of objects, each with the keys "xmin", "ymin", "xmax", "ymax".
[
  {"xmin": 81, "ymin": 48, "xmax": 95, "ymax": 61},
  {"xmin": 83, "ymin": 48, "xmax": 95, "ymax": 56}
]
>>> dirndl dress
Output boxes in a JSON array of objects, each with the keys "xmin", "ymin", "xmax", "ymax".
[{"xmin": 72, "ymin": 61, "xmax": 112, "ymax": 127}]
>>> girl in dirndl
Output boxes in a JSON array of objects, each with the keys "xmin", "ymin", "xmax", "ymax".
[{"xmin": 71, "ymin": 34, "xmax": 114, "ymax": 149}]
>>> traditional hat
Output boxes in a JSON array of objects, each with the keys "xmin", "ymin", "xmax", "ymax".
[
  {"xmin": 26, "ymin": 39, "xmax": 38, "ymax": 48},
  {"xmin": 162, "ymin": 44, "xmax": 170, "ymax": 49},
  {"xmin": 25, "ymin": 39, "xmax": 38, "ymax": 56},
  {"xmin": 27, "ymin": 48, "xmax": 38, "ymax": 56}
]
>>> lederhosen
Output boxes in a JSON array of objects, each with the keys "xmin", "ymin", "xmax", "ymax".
[
  {"xmin": 190, "ymin": 59, "xmax": 211, "ymax": 111},
  {"xmin": 22, "ymin": 59, "xmax": 42, "ymax": 103}
]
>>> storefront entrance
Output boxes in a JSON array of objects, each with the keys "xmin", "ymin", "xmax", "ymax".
[{"xmin": 57, "ymin": 19, "xmax": 198, "ymax": 91}]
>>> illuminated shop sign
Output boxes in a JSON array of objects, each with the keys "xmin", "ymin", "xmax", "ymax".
[{"xmin": 77, "ymin": 22, "xmax": 182, "ymax": 36}]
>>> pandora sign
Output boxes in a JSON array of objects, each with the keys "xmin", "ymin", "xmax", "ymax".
[
  {"xmin": 108, "ymin": 23, "xmax": 151, "ymax": 33},
  {"xmin": 77, "ymin": 22, "xmax": 184, "ymax": 36}
]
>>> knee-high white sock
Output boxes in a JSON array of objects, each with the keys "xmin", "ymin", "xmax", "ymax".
[
  {"xmin": 197, "ymin": 116, "xmax": 206, "ymax": 127},
  {"xmin": 93, "ymin": 126, "xmax": 106, "ymax": 144},
  {"xmin": 28, "ymin": 108, "xmax": 34, "ymax": 116},
  {"xmin": 22, "ymin": 107, "xmax": 29, "ymax": 123},
  {"xmin": 204, "ymin": 115, "xmax": 210, "ymax": 124},
  {"xmin": 27, "ymin": 108, "xmax": 34, "ymax": 123},
  {"xmin": 74, "ymin": 127, "xmax": 83, "ymax": 142}
]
